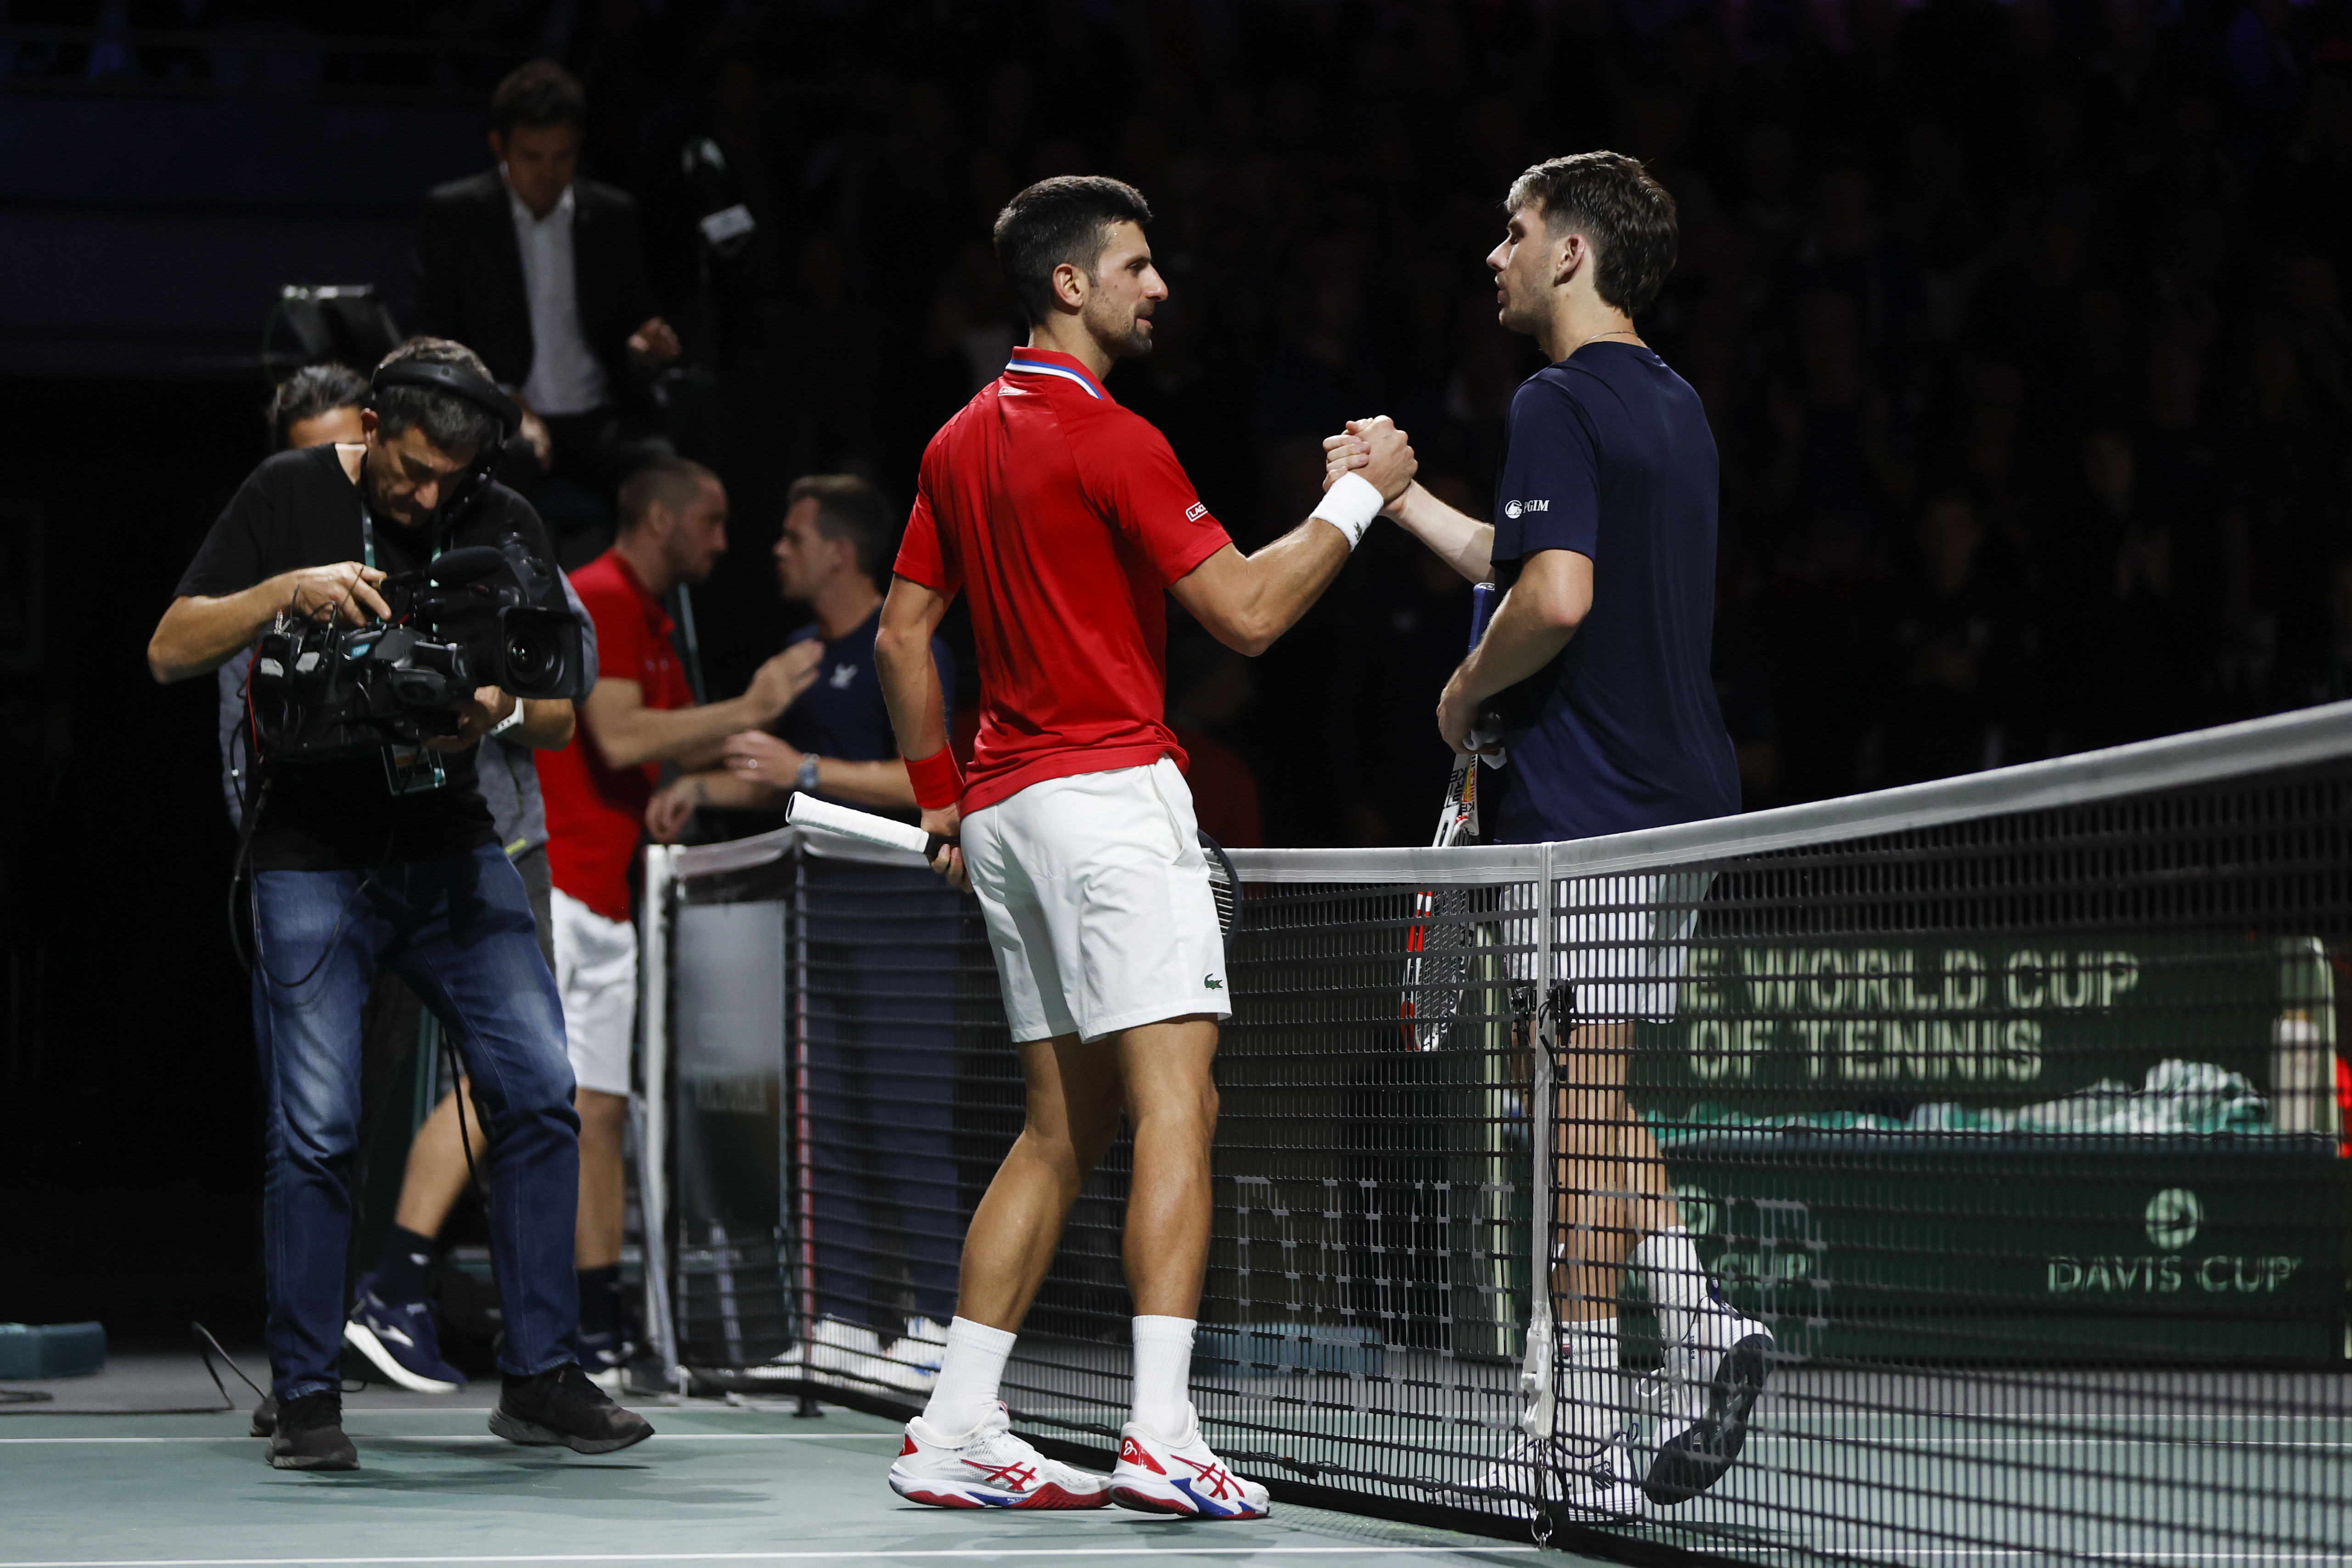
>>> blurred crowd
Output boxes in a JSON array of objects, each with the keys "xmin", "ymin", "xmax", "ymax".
[{"xmin": 59, "ymin": 0, "xmax": 2352, "ymax": 842}]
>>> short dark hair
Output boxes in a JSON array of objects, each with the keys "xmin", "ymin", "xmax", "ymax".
[
  {"xmin": 491, "ymin": 59, "xmax": 586, "ymax": 138},
  {"xmin": 992, "ymin": 176, "xmax": 1155, "ymax": 325},
  {"xmin": 265, "ymin": 363, "xmax": 368, "ymax": 450},
  {"xmin": 617, "ymin": 456, "xmax": 721, "ymax": 534},
  {"xmin": 1506, "ymin": 152, "xmax": 1679, "ymax": 317},
  {"xmin": 786, "ymin": 474, "xmax": 893, "ymax": 585},
  {"xmin": 371, "ymin": 338, "xmax": 505, "ymax": 459}
]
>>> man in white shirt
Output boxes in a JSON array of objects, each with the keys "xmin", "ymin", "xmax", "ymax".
[{"xmin": 413, "ymin": 59, "xmax": 680, "ymax": 563}]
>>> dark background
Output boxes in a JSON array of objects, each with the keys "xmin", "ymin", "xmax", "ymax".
[{"xmin": 5, "ymin": 0, "xmax": 2349, "ymax": 1334}]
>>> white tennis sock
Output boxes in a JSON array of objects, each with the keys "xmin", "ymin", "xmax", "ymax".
[
  {"xmin": 1129, "ymin": 1315, "xmax": 1196, "ymax": 1440},
  {"xmin": 919, "ymin": 1316, "xmax": 1016, "ymax": 1437},
  {"xmin": 1560, "ymin": 1316, "xmax": 1621, "ymax": 1366},
  {"xmin": 1555, "ymin": 1316, "xmax": 1628, "ymax": 1449},
  {"xmin": 1631, "ymin": 1228, "xmax": 1711, "ymax": 1349}
]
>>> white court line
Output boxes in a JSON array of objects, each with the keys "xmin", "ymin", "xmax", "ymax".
[
  {"xmin": 0, "ymin": 1552, "xmax": 1537, "ymax": 1566},
  {"xmin": 1802, "ymin": 1556, "xmax": 2345, "ymax": 1562},
  {"xmin": 0, "ymin": 1434, "xmax": 901, "ymax": 1445},
  {"xmin": 1753, "ymin": 1436, "xmax": 2350, "ymax": 1450}
]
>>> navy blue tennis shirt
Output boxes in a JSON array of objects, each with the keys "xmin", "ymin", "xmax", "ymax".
[
  {"xmin": 776, "ymin": 605, "xmax": 956, "ymax": 819},
  {"xmin": 1485, "ymin": 341, "xmax": 1740, "ymax": 844}
]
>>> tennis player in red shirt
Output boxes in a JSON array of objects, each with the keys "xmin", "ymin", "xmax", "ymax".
[{"xmin": 873, "ymin": 176, "xmax": 1416, "ymax": 1518}]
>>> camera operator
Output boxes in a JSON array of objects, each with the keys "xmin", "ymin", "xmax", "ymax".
[
  {"xmin": 231, "ymin": 363, "xmax": 622, "ymax": 1407},
  {"xmin": 148, "ymin": 337, "xmax": 652, "ymax": 1472}
]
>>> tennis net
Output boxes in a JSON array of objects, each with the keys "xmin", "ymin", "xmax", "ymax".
[{"xmin": 640, "ymin": 701, "xmax": 2352, "ymax": 1563}]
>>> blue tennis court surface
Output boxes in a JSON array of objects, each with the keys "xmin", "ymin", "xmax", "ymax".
[{"xmin": 0, "ymin": 1357, "xmax": 1551, "ymax": 1568}]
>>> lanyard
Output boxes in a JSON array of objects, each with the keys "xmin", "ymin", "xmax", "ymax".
[
  {"xmin": 357, "ymin": 476, "xmax": 446, "ymax": 571},
  {"xmin": 356, "ymin": 474, "xmax": 451, "ymax": 794}
]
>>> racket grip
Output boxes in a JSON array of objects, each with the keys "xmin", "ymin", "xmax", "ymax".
[{"xmin": 787, "ymin": 793, "xmax": 941, "ymax": 857}]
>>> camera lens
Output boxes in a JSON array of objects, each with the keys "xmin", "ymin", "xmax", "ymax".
[{"xmin": 505, "ymin": 625, "xmax": 560, "ymax": 689}]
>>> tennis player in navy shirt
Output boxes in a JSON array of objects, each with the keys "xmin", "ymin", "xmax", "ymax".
[{"xmin": 1328, "ymin": 151, "xmax": 1765, "ymax": 1524}]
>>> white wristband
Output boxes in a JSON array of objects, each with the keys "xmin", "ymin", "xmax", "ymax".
[
  {"xmin": 487, "ymin": 701, "xmax": 525, "ymax": 739},
  {"xmin": 1310, "ymin": 470, "xmax": 1384, "ymax": 549}
]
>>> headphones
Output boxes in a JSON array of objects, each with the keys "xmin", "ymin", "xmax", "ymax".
[{"xmin": 367, "ymin": 358, "xmax": 523, "ymax": 529}]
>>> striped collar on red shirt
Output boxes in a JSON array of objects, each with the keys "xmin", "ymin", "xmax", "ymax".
[{"xmin": 1003, "ymin": 347, "xmax": 1111, "ymax": 402}]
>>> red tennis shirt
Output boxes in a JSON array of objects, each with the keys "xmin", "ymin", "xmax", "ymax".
[
  {"xmin": 539, "ymin": 549, "xmax": 695, "ymax": 923},
  {"xmin": 893, "ymin": 347, "xmax": 1233, "ymax": 815}
]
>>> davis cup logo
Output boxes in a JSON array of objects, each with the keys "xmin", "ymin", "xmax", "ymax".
[{"xmin": 2144, "ymin": 1189, "xmax": 2202, "ymax": 1251}]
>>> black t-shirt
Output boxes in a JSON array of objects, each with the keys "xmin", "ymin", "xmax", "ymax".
[
  {"xmin": 1486, "ymin": 343, "xmax": 1740, "ymax": 842},
  {"xmin": 178, "ymin": 443, "xmax": 567, "ymax": 871}
]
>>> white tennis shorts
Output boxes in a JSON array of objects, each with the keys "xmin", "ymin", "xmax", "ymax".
[
  {"xmin": 1507, "ymin": 870, "xmax": 1714, "ymax": 1024},
  {"xmin": 551, "ymin": 886, "xmax": 636, "ymax": 1096},
  {"xmin": 961, "ymin": 757, "xmax": 1231, "ymax": 1044}
]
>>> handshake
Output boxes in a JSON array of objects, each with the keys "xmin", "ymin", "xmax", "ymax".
[{"xmin": 1320, "ymin": 416, "xmax": 1420, "ymax": 510}]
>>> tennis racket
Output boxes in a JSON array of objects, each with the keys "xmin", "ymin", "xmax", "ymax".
[
  {"xmin": 786, "ymin": 793, "xmax": 955, "ymax": 858},
  {"xmin": 1199, "ymin": 830, "xmax": 1240, "ymax": 956},
  {"xmin": 1400, "ymin": 582, "xmax": 1501, "ymax": 1051},
  {"xmin": 788, "ymin": 795, "xmax": 1242, "ymax": 951}
]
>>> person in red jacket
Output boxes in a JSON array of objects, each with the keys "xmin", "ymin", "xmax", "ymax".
[{"xmin": 537, "ymin": 456, "xmax": 812, "ymax": 1377}]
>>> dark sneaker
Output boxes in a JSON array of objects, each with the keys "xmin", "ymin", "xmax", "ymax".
[
  {"xmin": 267, "ymin": 1391, "xmax": 357, "ymax": 1471},
  {"xmin": 1643, "ymin": 1298, "xmax": 1774, "ymax": 1506},
  {"xmin": 250, "ymin": 1395, "xmax": 276, "ymax": 1437},
  {"xmin": 489, "ymin": 1363, "xmax": 653, "ymax": 1455},
  {"xmin": 344, "ymin": 1273, "xmax": 467, "ymax": 1394}
]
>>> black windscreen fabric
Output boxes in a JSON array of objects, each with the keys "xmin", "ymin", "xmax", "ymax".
[{"xmin": 655, "ymin": 744, "xmax": 2352, "ymax": 1563}]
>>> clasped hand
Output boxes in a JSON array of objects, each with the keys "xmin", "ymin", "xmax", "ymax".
[{"xmin": 1319, "ymin": 416, "xmax": 1420, "ymax": 506}]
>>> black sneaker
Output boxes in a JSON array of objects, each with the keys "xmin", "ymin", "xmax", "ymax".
[
  {"xmin": 251, "ymin": 1395, "xmax": 277, "ymax": 1438},
  {"xmin": 267, "ymin": 1390, "xmax": 357, "ymax": 1471},
  {"xmin": 489, "ymin": 1363, "xmax": 653, "ymax": 1455}
]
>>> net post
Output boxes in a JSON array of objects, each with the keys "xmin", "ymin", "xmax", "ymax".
[
  {"xmin": 636, "ymin": 841, "xmax": 685, "ymax": 1394},
  {"xmin": 1532, "ymin": 842, "xmax": 1556, "ymax": 1477},
  {"xmin": 787, "ymin": 837, "xmax": 822, "ymax": 1417}
]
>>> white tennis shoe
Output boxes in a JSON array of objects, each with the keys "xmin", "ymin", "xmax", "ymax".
[
  {"xmin": 1641, "ymin": 1294, "xmax": 1774, "ymax": 1504},
  {"xmin": 1109, "ymin": 1406, "xmax": 1269, "ymax": 1519},
  {"xmin": 888, "ymin": 1402, "xmax": 1110, "ymax": 1510}
]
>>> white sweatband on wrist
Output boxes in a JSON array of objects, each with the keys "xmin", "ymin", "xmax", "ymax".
[{"xmin": 1310, "ymin": 470, "xmax": 1384, "ymax": 549}]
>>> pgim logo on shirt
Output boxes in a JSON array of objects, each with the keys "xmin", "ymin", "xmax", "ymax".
[{"xmin": 1503, "ymin": 498, "xmax": 1549, "ymax": 519}]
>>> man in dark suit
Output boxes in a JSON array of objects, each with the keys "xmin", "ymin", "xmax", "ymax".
[{"xmin": 412, "ymin": 59, "xmax": 680, "ymax": 563}]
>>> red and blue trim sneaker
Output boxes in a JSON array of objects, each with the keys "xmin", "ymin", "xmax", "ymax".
[
  {"xmin": 1109, "ymin": 1406, "xmax": 1270, "ymax": 1520},
  {"xmin": 887, "ymin": 1402, "xmax": 1110, "ymax": 1510}
]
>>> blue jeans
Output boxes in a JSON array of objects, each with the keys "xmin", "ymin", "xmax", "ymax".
[{"xmin": 251, "ymin": 842, "xmax": 581, "ymax": 1400}]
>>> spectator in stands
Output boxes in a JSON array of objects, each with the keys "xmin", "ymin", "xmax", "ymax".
[
  {"xmin": 2266, "ymin": 554, "xmax": 2352, "ymax": 711},
  {"xmin": 412, "ymin": 59, "xmax": 679, "ymax": 566},
  {"xmin": 536, "ymin": 457, "xmax": 815, "ymax": 1379},
  {"xmin": 1877, "ymin": 490, "xmax": 2032, "ymax": 784},
  {"xmin": 644, "ymin": 476, "xmax": 961, "ymax": 1385},
  {"xmin": 2042, "ymin": 429, "xmax": 2213, "ymax": 752}
]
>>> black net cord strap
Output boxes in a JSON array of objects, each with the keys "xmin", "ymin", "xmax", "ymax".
[{"xmin": 652, "ymin": 706, "xmax": 2352, "ymax": 1564}]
